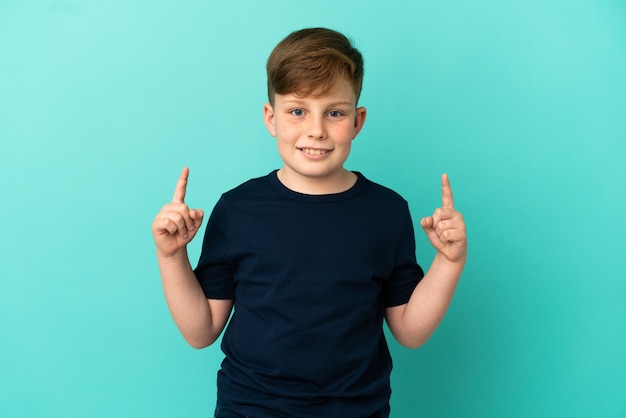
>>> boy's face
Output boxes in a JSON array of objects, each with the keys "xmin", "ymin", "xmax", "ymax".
[{"xmin": 263, "ymin": 78, "xmax": 366, "ymax": 193}]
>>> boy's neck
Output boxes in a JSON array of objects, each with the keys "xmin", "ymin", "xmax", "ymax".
[{"xmin": 276, "ymin": 168, "xmax": 357, "ymax": 195}]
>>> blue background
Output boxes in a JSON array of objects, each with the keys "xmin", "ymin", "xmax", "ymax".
[{"xmin": 1, "ymin": 1, "xmax": 625, "ymax": 417}]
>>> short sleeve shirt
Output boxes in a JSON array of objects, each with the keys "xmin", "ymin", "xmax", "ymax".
[{"xmin": 195, "ymin": 171, "xmax": 424, "ymax": 417}]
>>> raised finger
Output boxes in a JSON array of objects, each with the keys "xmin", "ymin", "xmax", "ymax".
[
  {"xmin": 441, "ymin": 173, "xmax": 455, "ymax": 209},
  {"xmin": 172, "ymin": 167, "xmax": 189, "ymax": 203}
]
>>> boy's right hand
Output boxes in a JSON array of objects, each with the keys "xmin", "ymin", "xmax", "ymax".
[{"xmin": 152, "ymin": 167, "xmax": 204, "ymax": 258}]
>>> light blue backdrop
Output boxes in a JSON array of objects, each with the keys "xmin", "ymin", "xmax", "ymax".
[{"xmin": 1, "ymin": 1, "xmax": 625, "ymax": 417}]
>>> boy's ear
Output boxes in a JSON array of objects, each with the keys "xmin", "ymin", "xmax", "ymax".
[
  {"xmin": 352, "ymin": 106, "xmax": 367, "ymax": 139},
  {"xmin": 263, "ymin": 103, "xmax": 277, "ymax": 137}
]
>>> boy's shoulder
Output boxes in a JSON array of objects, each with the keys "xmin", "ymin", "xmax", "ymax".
[
  {"xmin": 221, "ymin": 171, "xmax": 275, "ymax": 198},
  {"xmin": 355, "ymin": 172, "xmax": 407, "ymax": 203}
]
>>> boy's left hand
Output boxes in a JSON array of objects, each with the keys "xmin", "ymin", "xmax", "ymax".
[{"xmin": 420, "ymin": 174, "xmax": 467, "ymax": 264}]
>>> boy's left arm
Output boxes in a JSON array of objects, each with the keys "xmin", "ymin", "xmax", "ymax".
[{"xmin": 386, "ymin": 174, "xmax": 467, "ymax": 349}]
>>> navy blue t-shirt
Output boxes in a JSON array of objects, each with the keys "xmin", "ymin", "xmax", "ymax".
[{"xmin": 195, "ymin": 171, "xmax": 424, "ymax": 418}]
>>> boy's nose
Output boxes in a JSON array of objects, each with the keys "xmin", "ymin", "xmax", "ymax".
[{"xmin": 307, "ymin": 116, "xmax": 327, "ymax": 140}]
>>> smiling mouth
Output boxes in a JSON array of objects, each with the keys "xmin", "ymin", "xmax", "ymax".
[{"xmin": 300, "ymin": 148, "xmax": 330, "ymax": 155}]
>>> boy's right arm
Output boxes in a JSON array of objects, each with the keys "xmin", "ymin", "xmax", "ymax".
[{"xmin": 152, "ymin": 167, "xmax": 233, "ymax": 349}]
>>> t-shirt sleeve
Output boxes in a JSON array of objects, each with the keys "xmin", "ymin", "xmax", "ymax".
[
  {"xmin": 194, "ymin": 196, "xmax": 235, "ymax": 299},
  {"xmin": 383, "ymin": 203, "xmax": 424, "ymax": 307}
]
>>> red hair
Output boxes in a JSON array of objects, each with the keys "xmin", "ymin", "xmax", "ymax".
[{"xmin": 266, "ymin": 28, "xmax": 364, "ymax": 105}]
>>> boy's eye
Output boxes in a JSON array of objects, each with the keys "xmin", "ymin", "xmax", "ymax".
[
  {"xmin": 291, "ymin": 109, "xmax": 304, "ymax": 116},
  {"xmin": 328, "ymin": 110, "xmax": 343, "ymax": 117}
]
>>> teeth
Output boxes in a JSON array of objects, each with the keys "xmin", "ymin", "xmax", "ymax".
[{"xmin": 302, "ymin": 148, "xmax": 328, "ymax": 155}]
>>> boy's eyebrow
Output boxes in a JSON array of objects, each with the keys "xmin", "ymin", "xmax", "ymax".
[
  {"xmin": 281, "ymin": 99, "xmax": 355, "ymax": 107},
  {"xmin": 328, "ymin": 101, "xmax": 355, "ymax": 107}
]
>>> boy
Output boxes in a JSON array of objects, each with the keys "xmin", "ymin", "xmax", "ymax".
[{"xmin": 152, "ymin": 28, "xmax": 466, "ymax": 417}]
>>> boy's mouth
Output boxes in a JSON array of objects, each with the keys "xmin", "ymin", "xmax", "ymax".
[{"xmin": 299, "ymin": 148, "xmax": 330, "ymax": 155}]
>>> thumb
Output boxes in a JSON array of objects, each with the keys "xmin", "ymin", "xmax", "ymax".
[
  {"xmin": 420, "ymin": 216, "xmax": 435, "ymax": 234},
  {"xmin": 190, "ymin": 208, "xmax": 204, "ymax": 222},
  {"xmin": 420, "ymin": 216, "xmax": 442, "ymax": 248}
]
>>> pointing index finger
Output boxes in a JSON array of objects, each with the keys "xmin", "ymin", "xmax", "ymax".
[
  {"xmin": 172, "ymin": 167, "xmax": 189, "ymax": 203},
  {"xmin": 441, "ymin": 173, "xmax": 454, "ymax": 209}
]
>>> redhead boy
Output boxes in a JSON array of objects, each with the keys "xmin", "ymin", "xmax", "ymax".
[{"xmin": 152, "ymin": 28, "xmax": 466, "ymax": 418}]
